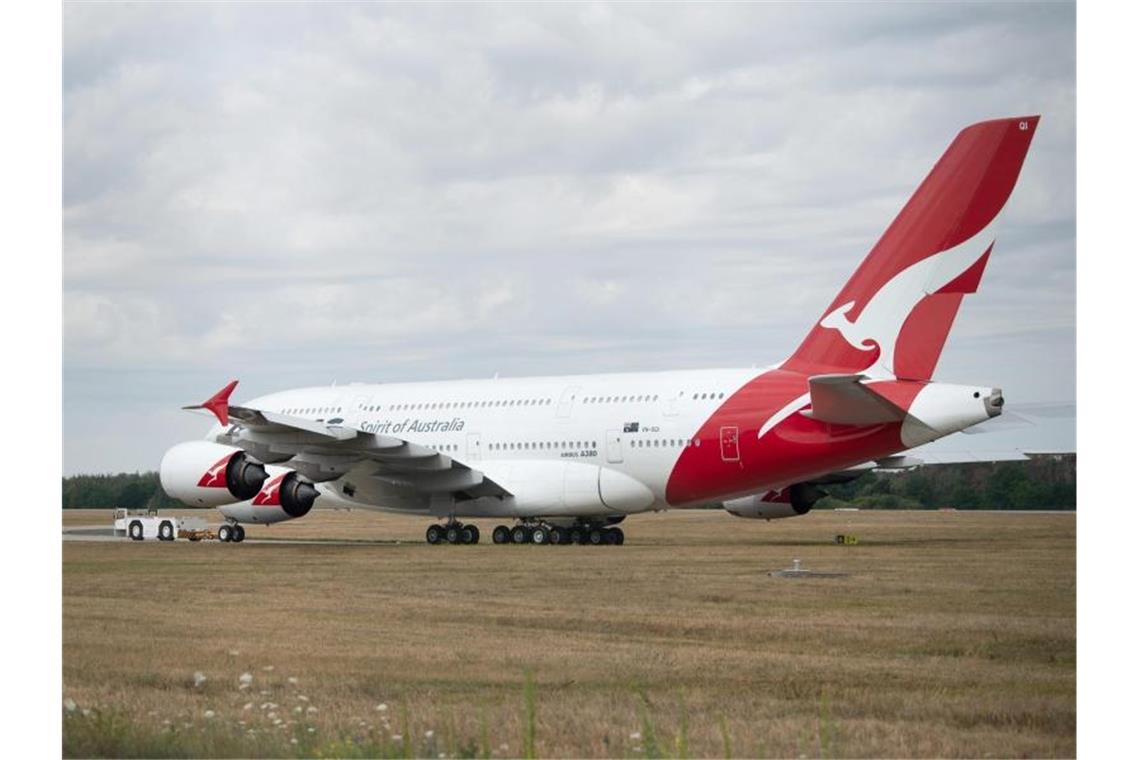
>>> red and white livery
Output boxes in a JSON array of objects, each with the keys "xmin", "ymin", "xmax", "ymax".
[{"xmin": 160, "ymin": 116, "xmax": 1040, "ymax": 545}]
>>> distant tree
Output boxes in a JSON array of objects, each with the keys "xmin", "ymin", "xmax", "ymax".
[
  {"xmin": 61, "ymin": 472, "xmax": 182, "ymax": 509},
  {"xmin": 900, "ymin": 472, "xmax": 935, "ymax": 505}
]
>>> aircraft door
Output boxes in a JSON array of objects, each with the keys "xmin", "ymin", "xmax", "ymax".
[
  {"xmin": 606, "ymin": 430, "xmax": 624, "ymax": 464},
  {"xmin": 466, "ymin": 432, "xmax": 482, "ymax": 462},
  {"xmin": 556, "ymin": 386, "xmax": 580, "ymax": 418},
  {"xmin": 352, "ymin": 395, "xmax": 372, "ymax": 425},
  {"xmin": 720, "ymin": 426, "xmax": 740, "ymax": 462}
]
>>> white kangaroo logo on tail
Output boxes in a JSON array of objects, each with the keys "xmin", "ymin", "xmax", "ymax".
[{"xmin": 819, "ymin": 219, "xmax": 997, "ymax": 378}]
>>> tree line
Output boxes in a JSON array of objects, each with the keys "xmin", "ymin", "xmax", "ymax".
[
  {"xmin": 818, "ymin": 454, "xmax": 1076, "ymax": 510},
  {"xmin": 62, "ymin": 455, "xmax": 1076, "ymax": 510},
  {"xmin": 62, "ymin": 472, "xmax": 183, "ymax": 510}
]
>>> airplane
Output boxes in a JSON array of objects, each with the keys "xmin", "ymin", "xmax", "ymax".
[{"xmin": 160, "ymin": 115, "xmax": 1040, "ymax": 546}]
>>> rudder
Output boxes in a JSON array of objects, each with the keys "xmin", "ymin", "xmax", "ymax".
[{"xmin": 782, "ymin": 115, "xmax": 1040, "ymax": 380}]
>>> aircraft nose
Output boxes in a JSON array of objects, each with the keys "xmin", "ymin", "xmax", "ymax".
[{"xmin": 984, "ymin": 388, "xmax": 1004, "ymax": 418}]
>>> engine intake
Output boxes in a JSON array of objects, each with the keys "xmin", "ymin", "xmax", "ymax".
[
  {"xmin": 225, "ymin": 451, "xmax": 269, "ymax": 501},
  {"xmin": 160, "ymin": 441, "xmax": 268, "ymax": 507},
  {"xmin": 723, "ymin": 482, "xmax": 824, "ymax": 520},
  {"xmin": 219, "ymin": 470, "xmax": 320, "ymax": 524},
  {"xmin": 274, "ymin": 472, "xmax": 319, "ymax": 518}
]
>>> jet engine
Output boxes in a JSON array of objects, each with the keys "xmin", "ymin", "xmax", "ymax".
[
  {"xmin": 722, "ymin": 483, "xmax": 825, "ymax": 520},
  {"xmin": 160, "ymin": 441, "xmax": 268, "ymax": 507},
  {"xmin": 218, "ymin": 470, "xmax": 319, "ymax": 524}
]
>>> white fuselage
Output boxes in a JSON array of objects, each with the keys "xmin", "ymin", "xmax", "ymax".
[{"xmin": 217, "ymin": 367, "xmax": 763, "ymax": 513}]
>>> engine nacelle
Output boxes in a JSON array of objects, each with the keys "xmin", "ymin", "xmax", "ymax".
[
  {"xmin": 218, "ymin": 470, "xmax": 319, "ymax": 524},
  {"xmin": 160, "ymin": 441, "xmax": 269, "ymax": 507},
  {"xmin": 723, "ymin": 483, "xmax": 823, "ymax": 520}
]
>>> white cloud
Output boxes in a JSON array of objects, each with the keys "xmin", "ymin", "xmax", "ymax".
[{"xmin": 63, "ymin": 2, "xmax": 1075, "ymax": 472}]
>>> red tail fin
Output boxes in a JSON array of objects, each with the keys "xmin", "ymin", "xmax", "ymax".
[{"xmin": 782, "ymin": 116, "xmax": 1039, "ymax": 380}]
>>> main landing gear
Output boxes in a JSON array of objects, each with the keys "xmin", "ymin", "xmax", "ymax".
[
  {"xmin": 491, "ymin": 521, "xmax": 624, "ymax": 546},
  {"xmin": 426, "ymin": 520, "xmax": 480, "ymax": 545}
]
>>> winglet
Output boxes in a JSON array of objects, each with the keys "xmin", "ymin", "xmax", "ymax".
[{"xmin": 182, "ymin": 380, "xmax": 238, "ymax": 426}]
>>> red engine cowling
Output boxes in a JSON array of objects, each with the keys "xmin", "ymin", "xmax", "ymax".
[
  {"xmin": 160, "ymin": 441, "xmax": 269, "ymax": 507},
  {"xmin": 218, "ymin": 470, "xmax": 320, "ymax": 524},
  {"xmin": 723, "ymin": 483, "xmax": 822, "ymax": 520}
]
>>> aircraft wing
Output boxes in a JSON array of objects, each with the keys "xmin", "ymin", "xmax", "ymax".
[{"xmin": 184, "ymin": 381, "xmax": 511, "ymax": 502}]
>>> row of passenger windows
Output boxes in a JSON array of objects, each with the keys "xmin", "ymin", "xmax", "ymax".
[
  {"xmin": 582, "ymin": 392, "xmax": 725, "ymax": 403},
  {"xmin": 363, "ymin": 398, "xmax": 554, "ymax": 412},
  {"xmin": 489, "ymin": 441, "xmax": 598, "ymax": 451},
  {"xmin": 283, "ymin": 406, "xmax": 341, "ymax": 416},
  {"xmin": 424, "ymin": 438, "xmax": 699, "ymax": 454},
  {"xmin": 283, "ymin": 391, "xmax": 728, "ymax": 417},
  {"xmin": 633, "ymin": 438, "xmax": 700, "ymax": 448}
]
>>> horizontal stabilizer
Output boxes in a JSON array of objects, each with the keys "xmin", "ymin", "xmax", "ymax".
[
  {"xmin": 875, "ymin": 455, "xmax": 924, "ymax": 470},
  {"xmin": 801, "ymin": 374, "xmax": 907, "ymax": 426}
]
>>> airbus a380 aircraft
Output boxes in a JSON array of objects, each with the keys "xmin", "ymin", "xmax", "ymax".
[{"xmin": 161, "ymin": 115, "xmax": 1039, "ymax": 546}]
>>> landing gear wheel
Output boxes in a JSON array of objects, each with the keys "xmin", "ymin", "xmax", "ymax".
[
  {"xmin": 492, "ymin": 525, "xmax": 511, "ymax": 544},
  {"xmin": 446, "ymin": 525, "xmax": 462, "ymax": 544},
  {"xmin": 588, "ymin": 528, "xmax": 605, "ymax": 546},
  {"xmin": 426, "ymin": 525, "xmax": 444, "ymax": 545},
  {"xmin": 468, "ymin": 525, "xmax": 480, "ymax": 544},
  {"xmin": 531, "ymin": 526, "xmax": 549, "ymax": 545},
  {"xmin": 232, "ymin": 525, "xmax": 246, "ymax": 543},
  {"xmin": 569, "ymin": 527, "xmax": 585, "ymax": 545},
  {"xmin": 510, "ymin": 525, "xmax": 531, "ymax": 544},
  {"xmin": 550, "ymin": 527, "xmax": 570, "ymax": 545},
  {"xmin": 461, "ymin": 526, "xmax": 476, "ymax": 544},
  {"xmin": 610, "ymin": 527, "xmax": 624, "ymax": 546},
  {"xmin": 157, "ymin": 520, "xmax": 174, "ymax": 541},
  {"xmin": 128, "ymin": 520, "xmax": 144, "ymax": 541},
  {"xmin": 218, "ymin": 524, "xmax": 233, "ymax": 543}
]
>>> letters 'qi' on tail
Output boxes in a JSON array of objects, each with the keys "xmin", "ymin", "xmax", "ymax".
[{"xmin": 783, "ymin": 115, "xmax": 1040, "ymax": 381}]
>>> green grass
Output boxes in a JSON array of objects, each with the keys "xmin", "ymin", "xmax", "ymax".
[
  {"xmin": 63, "ymin": 683, "xmax": 762, "ymax": 759},
  {"xmin": 63, "ymin": 509, "xmax": 1075, "ymax": 757}
]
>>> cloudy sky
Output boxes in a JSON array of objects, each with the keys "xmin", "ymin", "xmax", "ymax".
[{"xmin": 63, "ymin": 2, "xmax": 1075, "ymax": 475}]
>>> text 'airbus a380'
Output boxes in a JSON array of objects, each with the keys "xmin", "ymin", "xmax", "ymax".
[{"xmin": 161, "ymin": 115, "xmax": 1039, "ymax": 546}]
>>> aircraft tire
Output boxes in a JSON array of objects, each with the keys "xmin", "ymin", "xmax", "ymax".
[
  {"xmin": 445, "ymin": 525, "xmax": 462, "ymax": 544},
  {"xmin": 426, "ymin": 525, "xmax": 444, "ymax": 545},
  {"xmin": 531, "ymin": 526, "xmax": 549, "ymax": 545},
  {"xmin": 510, "ymin": 526, "xmax": 531, "ymax": 544},
  {"xmin": 588, "ymin": 528, "xmax": 605, "ymax": 546},
  {"xmin": 233, "ymin": 525, "xmax": 245, "ymax": 543},
  {"xmin": 218, "ymin": 524, "xmax": 233, "ymax": 543},
  {"xmin": 492, "ymin": 526, "xmax": 510, "ymax": 544}
]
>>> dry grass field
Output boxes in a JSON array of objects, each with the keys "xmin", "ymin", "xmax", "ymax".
[{"xmin": 62, "ymin": 508, "xmax": 1075, "ymax": 758}]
